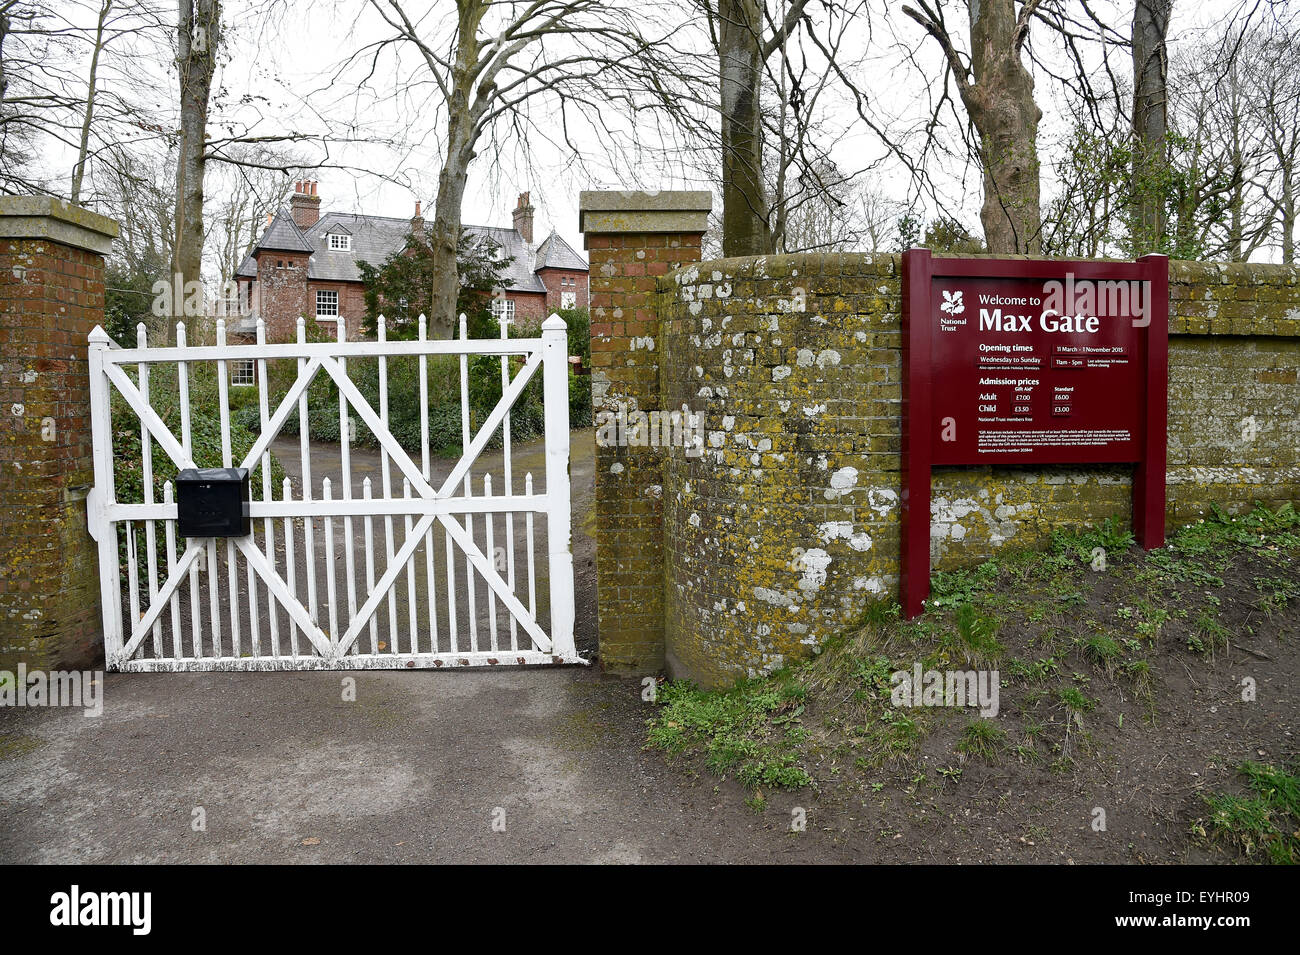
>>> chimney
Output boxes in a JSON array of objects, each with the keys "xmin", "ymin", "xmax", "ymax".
[
  {"xmin": 290, "ymin": 179, "xmax": 321, "ymax": 229},
  {"xmin": 411, "ymin": 200, "xmax": 425, "ymax": 236},
  {"xmin": 512, "ymin": 191, "xmax": 534, "ymax": 244}
]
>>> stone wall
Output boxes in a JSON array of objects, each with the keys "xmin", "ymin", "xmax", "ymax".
[
  {"xmin": 653, "ymin": 251, "xmax": 1299, "ymax": 686},
  {"xmin": 0, "ymin": 198, "xmax": 118, "ymax": 671}
]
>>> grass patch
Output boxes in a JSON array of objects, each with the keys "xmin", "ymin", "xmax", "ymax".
[
  {"xmin": 646, "ymin": 676, "xmax": 812, "ymax": 790},
  {"xmin": 957, "ymin": 719, "xmax": 1007, "ymax": 760},
  {"xmin": 646, "ymin": 505, "xmax": 1300, "ymax": 806},
  {"xmin": 1195, "ymin": 761, "xmax": 1299, "ymax": 864}
]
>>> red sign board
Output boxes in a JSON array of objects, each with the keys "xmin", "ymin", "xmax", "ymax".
[{"xmin": 901, "ymin": 250, "xmax": 1169, "ymax": 618}]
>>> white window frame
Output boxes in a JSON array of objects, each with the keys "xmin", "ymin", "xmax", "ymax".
[
  {"xmin": 491, "ymin": 298, "xmax": 515, "ymax": 325},
  {"xmin": 231, "ymin": 359, "xmax": 256, "ymax": 387},
  {"xmin": 316, "ymin": 289, "xmax": 339, "ymax": 321},
  {"xmin": 327, "ymin": 233, "xmax": 351, "ymax": 252}
]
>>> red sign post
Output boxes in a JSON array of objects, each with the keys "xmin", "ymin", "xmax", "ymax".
[{"xmin": 900, "ymin": 250, "xmax": 1168, "ymax": 618}]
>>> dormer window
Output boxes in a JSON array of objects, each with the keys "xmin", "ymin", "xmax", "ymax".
[{"xmin": 327, "ymin": 233, "xmax": 351, "ymax": 252}]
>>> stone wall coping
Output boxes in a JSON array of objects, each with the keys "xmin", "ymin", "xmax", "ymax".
[
  {"xmin": 578, "ymin": 190, "xmax": 711, "ymax": 242},
  {"xmin": 0, "ymin": 196, "xmax": 119, "ymax": 255},
  {"xmin": 658, "ymin": 252, "xmax": 1300, "ymax": 337}
]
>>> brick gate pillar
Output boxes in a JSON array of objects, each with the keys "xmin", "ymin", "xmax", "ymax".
[
  {"xmin": 578, "ymin": 191, "xmax": 711, "ymax": 674},
  {"xmin": 0, "ymin": 198, "xmax": 119, "ymax": 671}
]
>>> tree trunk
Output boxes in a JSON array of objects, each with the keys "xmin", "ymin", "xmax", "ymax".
[
  {"xmin": 171, "ymin": 0, "xmax": 219, "ymax": 340},
  {"xmin": 426, "ymin": 0, "xmax": 486, "ymax": 339},
  {"xmin": 719, "ymin": 0, "xmax": 770, "ymax": 256},
  {"xmin": 71, "ymin": 0, "xmax": 112, "ymax": 205},
  {"xmin": 960, "ymin": 0, "xmax": 1042, "ymax": 254},
  {"xmin": 429, "ymin": 122, "xmax": 473, "ymax": 339},
  {"xmin": 1131, "ymin": 0, "xmax": 1171, "ymax": 255}
]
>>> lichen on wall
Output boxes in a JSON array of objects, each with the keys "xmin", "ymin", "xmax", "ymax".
[{"xmin": 652, "ymin": 253, "xmax": 1300, "ymax": 688}]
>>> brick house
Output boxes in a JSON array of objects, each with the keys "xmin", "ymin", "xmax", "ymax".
[{"xmin": 233, "ymin": 184, "xmax": 588, "ymax": 359}]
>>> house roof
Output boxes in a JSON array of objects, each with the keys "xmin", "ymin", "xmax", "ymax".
[
  {"xmin": 239, "ymin": 206, "xmax": 586, "ymax": 295},
  {"xmin": 258, "ymin": 209, "xmax": 315, "ymax": 253},
  {"xmin": 535, "ymin": 231, "xmax": 588, "ymax": 272}
]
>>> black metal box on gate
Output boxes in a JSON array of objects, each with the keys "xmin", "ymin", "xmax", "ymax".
[{"xmin": 175, "ymin": 467, "xmax": 251, "ymax": 537}]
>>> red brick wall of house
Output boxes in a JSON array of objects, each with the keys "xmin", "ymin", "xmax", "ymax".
[
  {"xmin": 537, "ymin": 268, "xmax": 589, "ymax": 312},
  {"xmin": 307, "ymin": 279, "xmax": 368, "ymax": 335},
  {"xmin": 255, "ymin": 251, "xmax": 311, "ymax": 341},
  {"xmin": 509, "ymin": 291, "xmax": 547, "ymax": 326}
]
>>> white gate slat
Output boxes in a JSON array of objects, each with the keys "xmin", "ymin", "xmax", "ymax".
[
  {"xmin": 500, "ymin": 312, "xmax": 518, "ymax": 650},
  {"xmin": 206, "ymin": 538, "xmax": 221, "ymax": 657},
  {"xmin": 163, "ymin": 482, "xmax": 182, "ymax": 657},
  {"xmin": 362, "ymin": 478, "xmax": 378, "ymax": 653},
  {"xmin": 125, "ymin": 521, "xmax": 140, "ymax": 637},
  {"xmin": 484, "ymin": 473, "xmax": 498, "ymax": 651},
  {"xmin": 402, "ymin": 479, "xmax": 417, "ymax": 652},
  {"xmin": 338, "ymin": 514, "xmax": 437, "ymax": 654},
  {"xmin": 541, "ymin": 314, "xmax": 578, "ymax": 660},
  {"xmin": 88, "ymin": 329, "xmax": 124, "ymax": 663},
  {"xmin": 216, "ymin": 319, "xmax": 242, "ymax": 659},
  {"xmin": 177, "ymin": 323, "xmax": 203, "ymax": 658},
  {"xmin": 525, "ymin": 472, "xmax": 537, "ymax": 620},
  {"xmin": 106, "ymin": 494, "xmax": 551, "ymax": 521},
  {"xmin": 106, "ymin": 339, "xmax": 541, "ymax": 363},
  {"xmin": 459, "ymin": 317, "xmax": 478, "ymax": 653},
  {"xmin": 418, "ymin": 315, "xmax": 438, "ymax": 651},
  {"xmin": 377, "ymin": 315, "xmax": 400, "ymax": 649},
  {"xmin": 136, "ymin": 325, "xmax": 161, "ymax": 656},
  {"xmin": 256, "ymin": 318, "xmax": 279, "ymax": 657},
  {"xmin": 433, "ymin": 511, "xmax": 554, "ymax": 654},
  {"xmin": 238, "ymin": 355, "xmax": 324, "ymax": 474},
  {"xmin": 103, "ymin": 363, "xmax": 194, "ymax": 470},
  {"xmin": 282, "ymin": 478, "xmax": 300, "ymax": 657},
  {"xmin": 337, "ymin": 318, "xmax": 359, "ymax": 648},
  {"xmin": 297, "ymin": 318, "xmax": 320, "ymax": 630},
  {"xmin": 323, "ymin": 478, "xmax": 340, "ymax": 650}
]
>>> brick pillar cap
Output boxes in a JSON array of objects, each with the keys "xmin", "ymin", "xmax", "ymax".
[
  {"xmin": 578, "ymin": 190, "xmax": 711, "ymax": 245},
  {"xmin": 0, "ymin": 196, "xmax": 119, "ymax": 255}
]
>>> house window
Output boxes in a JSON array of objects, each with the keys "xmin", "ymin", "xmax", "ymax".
[
  {"xmin": 328, "ymin": 233, "xmax": 351, "ymax": 252},
  {"xmin": 561, "ymin": 291, "xmax": 576, "ymax": 309},
  {"xmin": 231, "ymin": 359, "xmax": 256, "ymax": 387},
  {"xmin": 491, "ymin": 298, "xmax": 515, "ymax": 325},
  {"xmin": 316, "ymin": 289, "xmax": 339, "ymax": 320}
]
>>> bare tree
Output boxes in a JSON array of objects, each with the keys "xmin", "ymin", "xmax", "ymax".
[
  {"xmin": 714, "ymin": 0, "xmax": 817, "ymax": 255},
  {"xmin": 69, "ymin": 0, "xmax": 111, "ymax": 203},
  {"xmin": 1244, "ymin": 19, "xmax": 1300, "ymax": 262},
  {"xmin": 171, "ymin": 0, "xmax": 220, "ymax": 334},
  {"xmin": 903, "ymin": 0, "xmax": 1044, "ymax": 253},
  {"xmin": 353, "ymin": 0, "xmax": 679, "ymax": 336},
  {"xmin": 1130, "ymin": 0, "xmax": 1171, "ymax": 254}
]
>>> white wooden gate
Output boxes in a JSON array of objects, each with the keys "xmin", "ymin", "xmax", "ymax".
[{"xmin": 87, "ymin": 312, "xmax": 580, "ymax": 671}]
